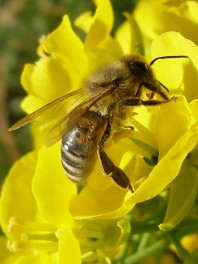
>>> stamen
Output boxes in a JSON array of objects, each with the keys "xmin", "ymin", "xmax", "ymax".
[
  {"xmin": 7, "ymin": 240, "xmax": 58, "ymax": 253},
  {"xmin": 8, "ymin": 217, "xmax": 56, "ymax": 234},
  {"xmin": 6, "ymin": 217, "xmax": 58, "ymax": 253}
]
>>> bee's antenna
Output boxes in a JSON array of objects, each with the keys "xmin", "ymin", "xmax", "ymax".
[{"xmin": 150, "ymin": 55, "xmax": 188, "ymax": 66}]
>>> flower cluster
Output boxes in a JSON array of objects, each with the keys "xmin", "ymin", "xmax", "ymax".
[{"xmin": 1, "ymin": 0, "xmax": 198, "ymax": 263}]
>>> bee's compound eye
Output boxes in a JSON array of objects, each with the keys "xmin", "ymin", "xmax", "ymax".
[{"xmin": 130, "ymin": 61, "xmax": 148, "ymax": 75}]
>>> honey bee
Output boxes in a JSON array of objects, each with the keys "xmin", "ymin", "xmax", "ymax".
[{"xmin": 9, "ymin": 54, "xmax": 187, "ymax": 192}]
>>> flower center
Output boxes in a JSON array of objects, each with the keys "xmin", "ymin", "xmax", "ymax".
[{"xmin": 6, "ymin": 217, "xmax": 58, "ymax": 253}]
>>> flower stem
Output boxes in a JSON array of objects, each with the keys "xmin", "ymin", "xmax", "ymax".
[
  {"xmin": 165, "ymin": 232, "xmax": 194, "ymax": 262},
  {"xmin": 114, "ymin": 237, "xmax": 131, "ymax": 261},
  {"xmin": 124, "ymin": 237, "xmax": 170, "ymax": 264},
  {"xmin": 136, "ymin": 232, "xmax": 151, "ymax": 252}
]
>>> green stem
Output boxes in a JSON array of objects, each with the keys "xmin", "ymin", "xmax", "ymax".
[
  {"xmin": 177, "ymin": 218, "xmax": 198, "ymax": 236},
  {"xmin": 124, "ymin": 237, "xmax": 170, "ymax": 264},
  {"xmin": 131, "ymin": 222, "xmax": 159, "ymax": 234},
  {"xmin": 0, "ymin": 227, "xmax": 5, "ymax": 236},
  {"xmin": 136, "ymin": 232, "xmax": 151, "ymax": 252},
  {"xmin": 165, "ymin": 232, "xmax": 193, "ymax": 261},
  {"xmin": 113, "ymin": 237, "xmax": 132, "ymax": 262}
]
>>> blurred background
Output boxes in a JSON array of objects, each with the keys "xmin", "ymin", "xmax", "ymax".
[{"xmin": 0, "ymin": 0, "xmax": 137, "ymax": 182}]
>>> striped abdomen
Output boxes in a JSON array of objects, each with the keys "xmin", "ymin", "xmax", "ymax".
[{"xmin": 61, "ymin": 110, "xmax": 107, "ymax": 183}]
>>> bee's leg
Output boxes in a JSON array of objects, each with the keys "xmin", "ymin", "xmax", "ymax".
[
  {"xmin": 98, "ymin": 123, "xmax": 134, "ymax": 192},
  {"xmin": 98, "ymin": 148, "xmax": 134, "ymax": 192},
  {"xmin": 120, "ymin": 96, "xmax": 176, "ymax": 107}
]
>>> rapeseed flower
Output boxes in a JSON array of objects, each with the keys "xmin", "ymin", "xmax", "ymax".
[
  {"xmin": 1, "ymin": 0, "xmax": 198, "ymax": 263},
  {"xmin": 134, "ymin": 0, "xmax": 198, "ymax": 57}
]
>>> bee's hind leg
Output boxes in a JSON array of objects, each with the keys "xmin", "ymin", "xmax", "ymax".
[
  {"xmin": 98, "ymin": 123, "xmax": 134, "ymax": 193},
  {"xmin": 98, "ymin": 148, "xmax": 134, "ymax": 192}
]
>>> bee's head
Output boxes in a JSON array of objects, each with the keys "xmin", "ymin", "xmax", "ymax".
[
  {"xmin": 124, "ymin": 55, "xmax": 153, "ymax": 77},
  {"xmin": 123, "ymin": 54, "xmax": 169, "ymax": 99}
]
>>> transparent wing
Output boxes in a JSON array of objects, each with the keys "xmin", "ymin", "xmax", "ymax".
[
  {"xmin": 8, "ymin": 88, "xmax": 88, "ymax": 131},
  {"xmin": 45, "ymin": 85, "xmax": 114, "ymax": 146},
  {"xmin": 9, "ymin": 83, "xmax": 115, "ymax": 147},
  {"xmin": 45, "ymin": 100, "xmax": 92, "ymax": 146}
]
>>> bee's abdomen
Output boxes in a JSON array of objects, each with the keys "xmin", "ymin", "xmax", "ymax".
[
  {"xmin": 61, "ymin": 130, "xmax": 94, "ymax": 183},
  {"xmin": 61, "ymin": 111, "xmax": 107, "ymax": 183}
]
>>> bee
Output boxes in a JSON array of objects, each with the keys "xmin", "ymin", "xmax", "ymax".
[{"xmin": 9, "ymin": 54, "xmax": 187, "ymax": 192}]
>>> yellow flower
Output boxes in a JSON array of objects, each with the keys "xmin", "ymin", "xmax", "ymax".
[
  {"xmin": 19, "ymin": 0, "xmax": 136, "ymax": 219},
  {"xmin": 0, "ymin": 1, "xmax": 133, "ymax": 262},
  {"xmin": 0, "ymin": 152, "xmax": 64, "ymax": 263},
  {"xmin": 2, "ymin": 0, "xmax": 198, "ymax": 262},
  {"xmin": 134, "ymin": 0, "xmax": 198, "ymax": 57},
  {"xmin": 0, "ymin": 149, "xmax": 130, "ymax": 263},
  {"xmin": 7, "ymin": 0, "xmax": 198, "ymax": 228},
  {"xmin": 70, "ymin": 31, "xmax": 198, "ymax": 228},
  {"xmin": 0, "ymin": 237, "xmax": 15, "ymax": 264},
  {"xmin": 18, "ymin": 0, "xmax": 198, "ymax": 222}
]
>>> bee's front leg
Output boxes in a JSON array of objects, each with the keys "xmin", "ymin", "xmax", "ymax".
[{"xmin": 120, "ymin": 96, "xmax": 176, "ymax": 107}]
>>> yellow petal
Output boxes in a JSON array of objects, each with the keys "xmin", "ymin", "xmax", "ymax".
[
  {"xmin": 70, "ymin": 182, "xmax": 133, "ymax": 220},
  {"xmin": 0, "ymin": 237, "xmax": 15, "ymax": 264},
  {"xmin": 115, "ymin": 12, "xmax": 143, "ymax": 54},
  {"xmin": 83, "ymin": 0, "xmax": 122, "ymax": 68},
  {"xmin": 21, "ymin": 15, "xmax": 86, "ymax": 115},
  {"xmin": 151, "ymin": 32, "xmax": 198, "ymax": 102},
  {"xmin": 70, "ymin": 158, "xmax": 131, "ymax": 219},
  {"xmin": 75, "ymin": 11, "xmax": 93, "ymax": 33},
  {"xmin": 116, "ymin": 219, "xmax": 131, "ymax": 246},
  {"xmin": 189, "ymin": 99, "xmax": 198, "ymax": 124},
  {"xmin": 21, "ymin": 58, "xmax": 72, "ymax": 103},
  {"xmin": 84, "ymin": 0, "xmax": 113, "ymax": 51},
  {"xmin": 32, "ymin": 143, "xmax": 76, "ymax": 228},
  {"xmin": 159, "ymin": 165, "xmax": 198, "ymax": 231},
  {"xmin": 134, "ymin": 0, "xmax": 166, "ymax": 40},
  {"xmin": 154, "ymin": 96, "xmax": 191, "ymax": 159},
  {"xmin": 45, "ymin": 15, "xmax": 85, "ymax": 73},
  {"xmin": 58, "ymin": 228, "xmax": 81, "ymax": 264},
  {"xmin": 134, "ymin": 1, "xmax": 198, "ymax": 44},
  {"xmin": 9, "ymin": 252, "xmax": 57, "ymax": 264},
  {"xmin": 126, "ymin": 121, "xmax": 198, "ymax": 205},
  {"xmin": 69, "ymin": 139, "xmax": 136, "ymax": 219},
  {"xmin": 0, "ymin": 152, "xmax": 38, "ymax": 233}
]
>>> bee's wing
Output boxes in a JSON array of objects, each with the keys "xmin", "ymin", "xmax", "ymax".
[
  {"xmin": 8, "ymin": 88, "xmax": 87, "ymax": 131},
  {"xmin": 45, "ymin": 85, "xmax": 114, "ymax": 147}
]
